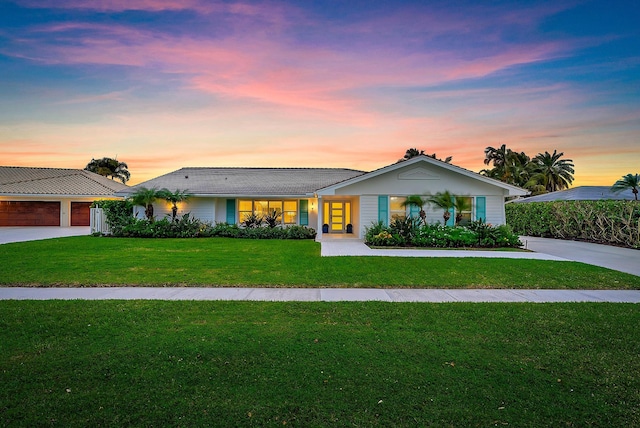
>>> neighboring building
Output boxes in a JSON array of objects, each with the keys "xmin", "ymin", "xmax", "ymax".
[
  {"xmin": 0, "ymin": 166, "xmax": 128, "ymax": 227},
  {"xmin": 118, "ymin": 156, "xmax": 527, "ymax": 239},
  {"xmin": 509, "ymin": 186, "xmax": 635, "ymax": 203}
]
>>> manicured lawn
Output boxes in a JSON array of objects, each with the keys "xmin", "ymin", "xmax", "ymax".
[
  {"xmin": 1, "ymin": 236, "xmax": 639, "ymax": 288},
  {"xmin": 1, "ymin": 301, "xmax": 638, "ymax": 426}
]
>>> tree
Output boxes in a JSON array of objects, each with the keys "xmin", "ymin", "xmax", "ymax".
[
  {"xmin": 401, "ymin": 195, "xmax": 428, "ymax": 225},
  {"xmin": 527, "ymin": 150, "xmax": 574, "ymax": 192},
  {"xmin": 160, "ymin": 189, "xmax": 193, "ymax": 221},
  {"xmin": 85, "ymin": 157, "xmax": 130, "ymax": 184},
  {"xmin": 611, "ymin": 173, "xmax": 640, "ymax": 201},
  {"xmin": 427, "ymin": 191, "xmax": 455, "ymax": 225},
  {"xmin": 399, "ymin": 148, "xmax": 452, "ymax": 163},
  {"xmin": 130, "ymin": 187, "xmax": 163, "ymax": 221},
  {"xmin": 483, "ymin": 144, "xmax": 510, "ymax": 168},
  {"xmin": 453, "ymin": 197, "xmax": 471, "ymax": 225}
]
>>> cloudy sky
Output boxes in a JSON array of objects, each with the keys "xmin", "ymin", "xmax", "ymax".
[{"xmin": 1, "ymin": 0, "xmax": 638, "ymax": 185}]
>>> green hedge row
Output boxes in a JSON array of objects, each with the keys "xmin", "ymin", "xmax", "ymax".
[{"xmin": 506, "ymin": 201, "xmax": 640, "ymax": 249}]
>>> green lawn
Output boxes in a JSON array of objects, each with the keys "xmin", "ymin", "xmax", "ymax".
[
  {"xmin": 1, "ymin": 236, "xmax": 639, "ymax": 288},
  {"xmin": 1, "ymin": 301, "xmax": 638, "ymax": 426}
]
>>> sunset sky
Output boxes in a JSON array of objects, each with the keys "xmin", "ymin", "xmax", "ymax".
[{"xmin": 1, "ymin": 0, "xmax": 638, "ymax": 185}]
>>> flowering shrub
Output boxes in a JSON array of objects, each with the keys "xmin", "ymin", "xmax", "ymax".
[{"xmin": 365, "ymin": 221, "xmax": 521, "ymax": 248}]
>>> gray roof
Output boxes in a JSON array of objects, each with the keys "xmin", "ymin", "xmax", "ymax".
[
  {"xmin": 0, "ymin": 166, "xmax": 129, "ymax": 196},
  {"xmin": 119, "ymin": 167, "xmax": 366, "ymax": 197},
  {"xmin": 510, "ymin": 186, "xmax": 635, "ymax": 203}
]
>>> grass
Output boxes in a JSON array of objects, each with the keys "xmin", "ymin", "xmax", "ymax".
[
  {"xmin": 1, "ymin": 236, "xmax": 639, "ymax": 288},
  {"xmin": 1, "ymin": 301, "xmax": 638, "ymax": 426}
]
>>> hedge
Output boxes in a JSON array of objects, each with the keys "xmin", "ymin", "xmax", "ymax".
[{"xmin": 506, "ymin": 201, "xmax": 640, "ymax": 249}]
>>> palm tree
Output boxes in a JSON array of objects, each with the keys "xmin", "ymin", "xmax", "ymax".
[
  {"xmin": 401, "ymin": 195, "xmax": 428, "ymax": 225},
  {"xmin": 528, "ymin": 150, "xmax": 574, "ymax": 192},
  {"xmin": 130, "ymin": 187, "xmax": 162, "ymax": 221},
  {"xmin": 84, "ymin": 157, "xmax": 130, "ymax": 184},
  {"xmin": 427, "ymin": 191, "xmax": 455, "ymax": 225},
  {"xmin": 453, "ymin": 197, "xmax": 471, "ymax": 225},
  {"xmin": 160, "ymin": 189, "xmax": 193, "ymax": 221},
  {"xmin": 399, "ymin": 148, "xmax": 424, "ymax": 162},
  {"xmin": 483, "ymin": 144, "xmax": 510, "ymax": 168},
  {"xmin": 611, "ymin": 173, "xmax": 640, "ymax": 200}
]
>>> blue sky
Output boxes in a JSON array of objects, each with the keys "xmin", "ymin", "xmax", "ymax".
[{"xmin": 1, "ymin": 0, "xmax": 638, "ymax": 184}]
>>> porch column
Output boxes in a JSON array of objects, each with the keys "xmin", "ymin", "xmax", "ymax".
[{"xmin": 316, "ymin": 195, "xmax": 324, "ymax": 240}]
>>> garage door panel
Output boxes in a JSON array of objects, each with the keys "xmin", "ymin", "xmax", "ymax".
[
  {"xmin": 0, "ymin": 201, "xmax": 60, "ymax": 226},
  {"xmin": 71, "ymin": 202, "xmax": 92, "ymax": 226}
]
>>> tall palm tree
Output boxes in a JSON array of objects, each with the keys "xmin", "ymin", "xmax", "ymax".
[
  {"xmin": 401, "ymin": 195, "xmax": 428, "ymax": 225},
  {"xmin": 160, "ymin": 189, "xmax": 193, "ymax": 221},
  {"xmin": 427, "ymin": 191, "xmax": 455, "ymax": 225},
  {"xmin": 130, "ymin": 187, "xmax": 162, "ymax": 221},
  {"xmin": 453, "ymin": 197, "xmax": 471, "ymax": 225},
  {"xmin": 399, "ymin": 148, "xmax": 424, "ymax": 162},
  {"xmin": 84, "ymin": 157, "xmax": 130, "ymax": 184},
  {"xmin": 528, "ymin": 150, "xmax": 575, "ymax": 192},
  {"xmin": 611, "ymin": 173, "xmax": 640, "ymax": 200},
  {"xmin": 483, "ymin": 144, "xmax": 510, "ymax": 168}
]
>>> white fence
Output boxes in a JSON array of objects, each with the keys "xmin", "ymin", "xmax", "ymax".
[{"xmin": 90, "ymin": 208, "xmax": 111, "ymax": 235}]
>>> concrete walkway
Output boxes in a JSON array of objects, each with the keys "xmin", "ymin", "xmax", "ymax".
[
  {"xmin": 320, "ymin": 238, "xmax": 568, "ymax": 261},
  {"xmin": 0, "ymin": 226, "xmax": 90, "ymax": 244},
  {"xmin": 1, "ymin": 287, "xmax": 639, "ymax": 302}
]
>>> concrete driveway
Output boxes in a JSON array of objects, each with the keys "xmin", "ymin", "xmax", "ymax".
[
  {"xmin": 521, "ymin": 236, "xmax": 640, "ymax": 277},
  {"xmin": 0, "ymin": 226, "xmax": 90, "ymax": 245}
]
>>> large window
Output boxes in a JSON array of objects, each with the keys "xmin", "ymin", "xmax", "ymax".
[
  {"xmin": 389, "ymin": 196, "xmax": 406, "ymax": 221},
  {"xmin": 238, "ymin": 200, "xmax": 297, "ymax": 225},
  {"xmin": 456, "ymin": 197, "xmax": 473, "ymax": 225}
]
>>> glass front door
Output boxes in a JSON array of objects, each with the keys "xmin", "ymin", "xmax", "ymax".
[{"xmin": 324, "ymin": 201, "xmax": 351, "ymax": 233}]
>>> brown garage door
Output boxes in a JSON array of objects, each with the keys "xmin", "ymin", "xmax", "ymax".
[
  {"xmin": 71, "ymin": 202, "xmax": 92, "ymax": 226},
  {"xmin": 0, "ymin": 201, "xmax": 61, "ymax": 226}
]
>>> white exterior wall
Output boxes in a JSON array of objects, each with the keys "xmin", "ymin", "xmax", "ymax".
[
  {"xmin": 484, "ymin": 195, "xmax": 506, "ymax": 225},
  {"xmin": 359, "ymin": 195, "xmax": 379, "ymax": 238}
]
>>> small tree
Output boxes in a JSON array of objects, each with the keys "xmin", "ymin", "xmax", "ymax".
[
  {"xmin": 453, "ymin": 197, "xmax": 471, "ymax": 225},
  {"xmin": 401, "ymin": 195, "xmax": 428, "ymax": 225},
  {"xmin": 427, "ymin": 191, "xmax": 455, "ymax": 225},
  {"xmin": 130, "ymin": 187, "xmax": 163, "ymax": 221},
  {"xmin": 160, "ymin": 189, "xmax": 193, "ymax": 221},
  {"xmin": 611, "ymin": 173, "xmax": 640, "ymax": 201}
]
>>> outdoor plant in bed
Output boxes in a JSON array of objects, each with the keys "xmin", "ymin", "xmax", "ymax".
[{"xmin": 365, "ymin": 218, "xmax": 522, "ymax": 248}]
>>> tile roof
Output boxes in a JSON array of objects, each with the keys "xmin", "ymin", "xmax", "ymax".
[
  {"xmin": 510, "ymin": 186, "xmax": 635, "ymax": 203},
  {"xmin": 119, "ymin": 167, "xmax": 366, "ymax": 196},
  {"xmin": 0, "ymin": 166, "xmax": 129, "ymax": 196}
]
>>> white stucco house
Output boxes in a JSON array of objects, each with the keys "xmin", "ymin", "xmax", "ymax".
[{"xmin": 117, "ymin": 156, "xmax": 527, "ymax": 239}]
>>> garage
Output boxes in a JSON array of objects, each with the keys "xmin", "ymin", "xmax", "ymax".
[
  {"xmin": 71, "ymin": 202, "xmax": 92, "ymax": 226},
  {"xmin": 0, "ymin": 201, "xmax": 61, "ymax": 226}
]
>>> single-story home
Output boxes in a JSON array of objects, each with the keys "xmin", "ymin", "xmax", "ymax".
[
  {"xmin": 509, "ymin": 186, "xmax": 635, "ymax": 203},
  {"xmin": 0, "ymin": 166, "xmax": 128, "ymax": 227},
  {"xmin": 118, "ymin": 156, "xmax": 527, "ymax": 239}
]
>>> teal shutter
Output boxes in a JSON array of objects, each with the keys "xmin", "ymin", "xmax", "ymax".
[
  {"xmin": 476, "ymin": 196, "xmax": 486, "ymax": 222},
  {"xmin": 378, "ymin": 195, "xmax": 389, "ymax": 225},
  {"xmin": 409, "ymin": 204, "xmax": 420, "ymax": 219},
  {"xmin": 226, "ymin": 199, "xmax": 236, "ymax": 224},
  {"xmin": 299, "ymin": 200, "xmax": 309, "ymax": 226},
  {"xmin": 446, "ymin": 196, "xmax": 455, "ymax": 226}
]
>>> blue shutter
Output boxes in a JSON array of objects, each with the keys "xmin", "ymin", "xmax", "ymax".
[
  {"xmin": 409, "ymin": 203, "xmax": 420, "ymax": 219},
  {"xmin": 299, "ymin": 200, "xmax": 309, "ymax": 226},
  {"xmin": 378, "ymin": 195, "xmax": 388, "ymax": 226},
  {"xmin": 476, "ymin": 196, "xmax": 486, "ymax": 222},
  {"xmin": 446, "ymin": 196, "xmax": 455, "ymax": 226},
  {"xmin": 226, "ymin": 199, "xmax": 236, "ymax": 224}
]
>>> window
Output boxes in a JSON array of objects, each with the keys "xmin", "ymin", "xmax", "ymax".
[
  {"xmin": 389, "ymin": 196, "xmax": 406, "ymax": 220},
  {"xmin": 238, "ymin": 199, "xmax": 297, "ymax": 225},
  {"xmin": 456, "ymin": 197, "xmax": 473, "ymax": 225}
]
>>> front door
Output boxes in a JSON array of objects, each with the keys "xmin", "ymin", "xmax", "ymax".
[{"xmin": 325, "ymin": 201, "xmax": 351, "ymax": 233}]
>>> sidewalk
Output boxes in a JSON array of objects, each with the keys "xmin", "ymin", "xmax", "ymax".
[{"xmin": 1, "ymin": 287, "xmax": 639, "ymax": 302}]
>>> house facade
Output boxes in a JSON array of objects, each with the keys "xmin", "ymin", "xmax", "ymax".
[
  {"xmin": 0, "ymin": 166, "xmax": 128, "ymax": 227},
  {"xmin": 120, "ymin": 156, "xmax": 527, "ymax": 239}
]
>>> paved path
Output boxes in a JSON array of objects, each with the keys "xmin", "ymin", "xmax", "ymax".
[
  {"xmin": 521, "ymin": 236, "xmax": 640, "ymax": 277},
  {"xmin": 320, "ymin": 239, "xmax": 568, "ymax": 261},
  {"xmin": 0, "ymin": 226, "xmax": 90, "ymax": 244},
  {"xmin": 1, "ymin": 287, "xmax": 639, "ymax": 302}
]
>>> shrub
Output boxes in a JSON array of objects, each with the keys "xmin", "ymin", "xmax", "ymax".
[
  {"xmin": 506, "ymin": 201, "xmax": 640, "ymax": 248},
  {"xmin": 91, "ymin": 199, "xmax": 134, "ymax": 235}
]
